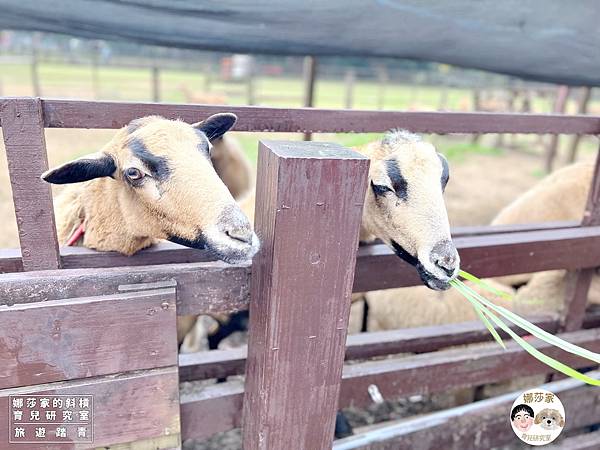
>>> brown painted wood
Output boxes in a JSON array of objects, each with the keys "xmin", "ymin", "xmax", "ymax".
[
  {"xmin": 0, "ymin": 261, "xmax": 250, "ymax": 315},
  {"xmin": 180, "ymin": 380, "xmax": 244, "ymax": 441},
  {"xmin": 178, "ymin": 314, "xmax": 559, "ymax": 382},
  {"xmin": 3, "ymin": 225, "xmax": 600, "ymax": 314},
  {"xmin": 544, "ymin": 430, "xmax": 600, "ymax": 450},
  {"xmin": 0, "ymin": 367, "xmax": 180, "ymax": 448},
  {"xmin": 179, "ymin": 329, "xmax": 600, "ymax": 441},
  {"xmin": 353, "ymin": 226, "xmax": 600, "ymax": 293},
  {"xmin": 338, "ymin": 328, "xmax": 600, "ymax": 409},
  {"xmin": 332, "ymin": 373, "xmax": 600, "ymax": 450},
  {"xmin": 567, "ymin": 87, "xmax": 593, "ymax": 163},
  {"xmin": 0, "ymin": 288, "xmax": 177, "ymax": 389},
  {"xmin": 0, "ymin": 221, "xmax": 580, "ymax": 274},
  {"xmin": 37, "ymin": 98, "xmax": 600, "ymax": 134},
  {"xmin": 545, "ymin": 85, "xmax": 571, "ymax": 172},
  {"xmin": 242, "ymin": 141, "xmax": 369, "ymax": 450},
  {"xmin": 302, "ymin": 56, "xmax": 317, "ymax": 140},
  {"xmin": 561, "ymin": 143, "xmax": 600, "ymax": 333},
  {"xmin": 0, "ymin": 97, "xmax": 60, "ymax": 271}
]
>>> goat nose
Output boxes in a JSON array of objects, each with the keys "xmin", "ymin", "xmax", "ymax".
[
  {"xmin": 430, "ymin": 240, "xmax": 458, "ymax": 276},
  {"xmin": 225, "ymin": 226, "xmax": 253, "ymax": 244}
]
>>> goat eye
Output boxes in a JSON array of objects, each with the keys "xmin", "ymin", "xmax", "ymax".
[
  {"xmin": 124, "ymin": 167, "xmax": 144, "ymax": 182},
  {"xmin": 371, "ymin": 181, "xmax": 393, "ymax": 197}
]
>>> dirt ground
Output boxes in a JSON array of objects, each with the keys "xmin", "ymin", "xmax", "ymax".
[{"xmin": 0, "ymin": 129, "xmax": 563, "ymax": 249}]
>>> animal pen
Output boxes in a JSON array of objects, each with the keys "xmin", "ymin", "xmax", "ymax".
[{"xmin": 1, "ymin": 97, "xmax": 600, "ymax": 449}]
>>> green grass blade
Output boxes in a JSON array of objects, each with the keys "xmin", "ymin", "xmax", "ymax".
[
  {"xmin": 454, "ymin": 279, "xmax": 600, "ymax": 365},
  {"xmin": 450, "ymin": 280, "xmax": 505, "ymax": 349},
  {"xmin": 458, "ymin": 270, "xmax": 513, "ymax": 300},
  {"xmin": 475, "ymin": 300, "xmax": 600, "ymax": 386}
]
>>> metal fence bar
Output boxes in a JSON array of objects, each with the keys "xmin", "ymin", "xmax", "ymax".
[{"xmin": 241, "ymin": 140, "xmax": 369, "ymax": 449}]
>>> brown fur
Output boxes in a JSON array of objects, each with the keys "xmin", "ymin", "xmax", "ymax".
[
  {"xmin": 45, "ymin": 114, "xmax": 258, "ymax": 345},
  {"xmin": 534, "ymin": 408, "xmax": 564, "ymax": 429},
  {"xmin": 212, "ymin": 136, "xmax": 254, "ymax": 200}
]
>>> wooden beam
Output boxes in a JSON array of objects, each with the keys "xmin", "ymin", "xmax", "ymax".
[
  {"xmin": 4, "ymin": 226, "xmax": 600, "ymax": 314},
  {"xmin": 567, "ymin": 87, "xmax": 593, "ymax": 163},
  {"xmin": 302, "ymin": 56, "xmax": 317, "ymax": 140},
  {"xmin": 180, "ymin": 329, "xmax": 600, "ymax": 441},
  {"xmin": 561, "ymin": 142, "xmax": 600, "ymax": 333},
  {"xmin": 178, "ymin": 314, "xmax": 560, "ymax": 382},
  {"xmin": 33, "ymin": 99, "xmax": 600, "ymax": 135},
  {"xmin": 545, "ymin": 85, "xmax": 571, "ymax": 172},
  {"xmin": 241, "ymin": 141, "xmax": 369, "ymax": 450},
  {"xmin": 0, "ymin": 220, "xmax": 579, "ymax": 274},
  {"xmin": 0, "ymin": 97, "xmax": 61, "ymax": 271},
  {"xmin": 0, "ymin": 367, "xmax": 180, "ymax": 448},
  {"xmin": 0, "ymin": 288, "xmax": 177, "ymax": 389},
  {"xmin": 333, "ymin": 373, "xmax": 600, "ymax": 450}
]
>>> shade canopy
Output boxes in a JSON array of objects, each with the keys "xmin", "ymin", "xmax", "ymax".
[{"xmin": 1, "ymin": 0, "xmax": 598, "ymax": 86}]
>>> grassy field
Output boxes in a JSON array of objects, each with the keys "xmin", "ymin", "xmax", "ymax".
[
  {"xmin": 1, "ymin": 61, "xmax": 598, "ymax": 248},
  {"xmin": 0, "ymin": 61, "xmax": 479, "ymax": 109}
]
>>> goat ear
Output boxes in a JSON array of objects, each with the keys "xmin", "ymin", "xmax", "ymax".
[
  {"xmin": 193, "ymin": 113, "xmax": 237, "ymax": 142},
  {"xmin": 41, "ymin": 152, "xmax": 116, "ymax": 185}
]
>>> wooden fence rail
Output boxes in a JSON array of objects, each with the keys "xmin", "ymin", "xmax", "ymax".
[{"xmin": 2, "ymin": 97, "xmax": 600, "ymax": 448}]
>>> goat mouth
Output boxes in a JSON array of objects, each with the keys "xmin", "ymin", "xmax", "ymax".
[
  {"xmin": 168, "ymin": 231, "xmax": 259, "ymax": 264},
  {"xmin": 390, "ymin": 239, "xmax": 452, "ymax": 291}
]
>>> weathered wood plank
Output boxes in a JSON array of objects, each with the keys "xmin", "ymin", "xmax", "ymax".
[
  {"xmin": 0, "ymin": 261, "xmax": 250, "ymax": 315},
  {"xmin": 354, "ymin": 226, "xmax": 600, "ymax": 292},
  {"xmin": 544, "ymin": 430, "xmax": 600, "ymax": 450},
  {"xmin": 178, "ymin": 314, "xmax": 559, "ymax": 382},
  {"xmin": 241, "ymin": 141, "xmax": 369, "ymax": 450},
  {"xmin": 0, "ymin": 367, "xmax": 180, "ymax": 448},
  {"xmin": 3, "ymin": 226, "xmax": 600, "ymax": 314},
  {"xmin": 338, "ymin": 328, "xmax": 600, "ymax": 409},
  {"xmin": 180, "ymin": 329, "xmax": 600, "ymax": 440},
  {"xmin": 0, "ymin": 221, "xmax": 581, "ymax": 274},
  {"xmin": 0, "ymin": 288, "xmax": 177, "ymax": 389},
  {"xmin": 37, "ymin": 98, "xmax": 600, "ymax": 134},
  {"xmin": 561, "ymin": 142, "xmax": 600, "ymax": 332},
  {"xmin": 333, "ymin": 372, "xmax": 600, "ymax": 450},
  {"xmin": 0, "ymin": 97, "xmax": 60, "ymax": 271}
]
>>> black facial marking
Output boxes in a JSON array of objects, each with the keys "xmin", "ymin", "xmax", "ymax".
[
  {"xmin": 385, "ymin": 159, "xmax": 408, "ymax": 201},
  {"xmin": 370, "ymin": 180, "xmax": 393, "ymax": 198},
  {"xmin": 439, "ymin": 154, "xmax": 449, "ymax": 191},
  {"xmin": 128, "ymin": 137, "xmax": 171, "ymax": 182},
  {"xmin": 390, "ymin": 240, "xmax": 419, "ymax": 267},
  {"xmin": 167, "ymin": 233, "xmax": 208, "ymax": 250},
  {"xmin": 42, "ymin": 154, "xmax": 116, "ymax": 184}
]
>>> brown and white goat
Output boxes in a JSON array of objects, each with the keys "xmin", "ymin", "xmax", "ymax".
[
  {"xmin": 186, "ymin": 130, "xmax": 461, "ymax": 351},
  {"xmin": 42, "ymin": 113, "xmax": 259, "ymax": 343}
]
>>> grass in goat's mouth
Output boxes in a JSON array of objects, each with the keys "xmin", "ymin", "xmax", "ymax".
[{"xmin": 451, "ymin": 270, "xmax": 600, "ymax": 386}]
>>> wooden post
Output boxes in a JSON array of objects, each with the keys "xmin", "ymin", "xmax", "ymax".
[
  {"xmin": 203, "ymin": 62, "xmax": 213, "ymax": 92},
  {"xmin": 30, "ymin": 36, "xmax": 41, "ymax": 97},
  {"xmin": 152, "ymin": 66, "xmax": 161, "ymax": 102},
  {"xmin": 471, "ymin": 89, "xmax": 482, "ymax": 144},
  {"xmin": 0, "ymin": 98, "xmax": 61, "ymax": 270},
  {"xmin": 376, "ymin": 65, "xmax": 388, "ymax": 110},
  {"xmin": 544, "ymin": 85, "xmax": 570, "ymax": 172},
  {"xmin": 242, "ymin": 140, "xmax": 369, "ymax": 450},
  {"xmin": 302, "ymin": 56, "xmax": 317, "ymax": 141},
  {"xmin": 246, "ymin": 74, "xmax": 255, "ymax": 106},
  {"xmin": 344, "ymin": 69, "xmax": 355, "ymax": 109},
  {"xmin": 559, "ymin": 142, "xmax": 600, "ymax": 334},
  {"xmin": 566, "ymin": 87, "xmax": 592, "ymax": 163},
  {"xmin": 91, "ymin": 41, "xmax": 100, "ymax": 99}
]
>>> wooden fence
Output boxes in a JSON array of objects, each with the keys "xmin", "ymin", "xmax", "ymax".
[{"xmin": 1, "ymin": 97, "xmax": 600, "ymax": 449}]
